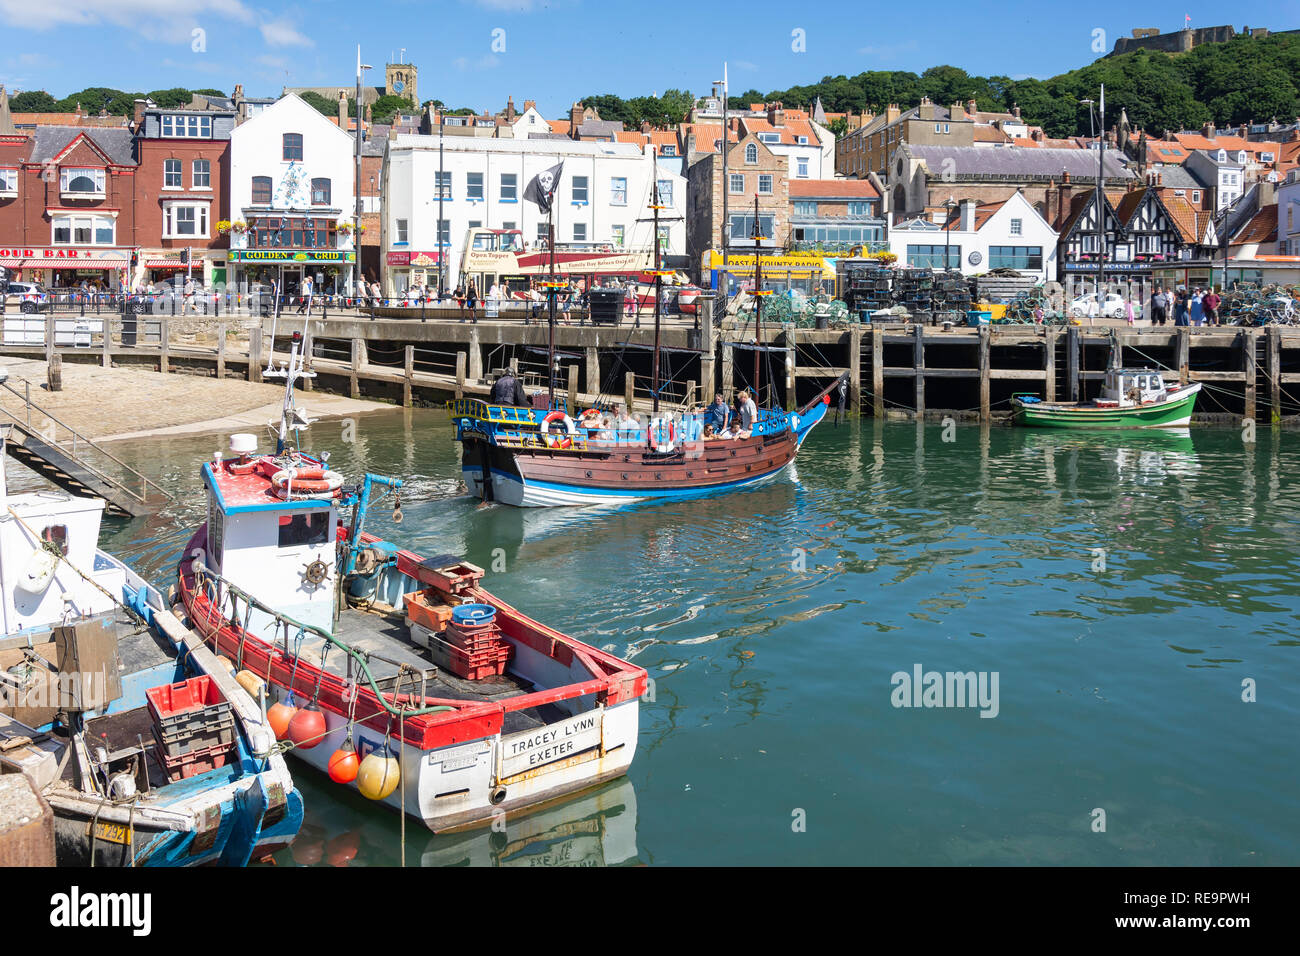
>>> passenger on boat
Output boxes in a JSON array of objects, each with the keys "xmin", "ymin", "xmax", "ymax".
[
  {"xmin": 489, "ymin": 369, "xmax": 528, "ymax": 407},
  {"xmin": 702, "ymin": 424, "xmax": 721, "ymax": 441},
  {"xmin": 705, "ymin": 393, "xmax": 730, "ymax": 432},
  {"xmin": 727, "ymin": 421, "xmax": 751, "ymax": 440},
  {"xmin": 614, "ymin": 405, "xmax": 642, "ymax": 443},
  {"xmin": 735, "ymin": 390, "xmax": 757, "ymax": 431}
]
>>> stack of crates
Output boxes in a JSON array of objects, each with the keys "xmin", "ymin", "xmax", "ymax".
[
  {"xmin": 839, "ymin": 261, "xmax": 893, "ymax": 320},
  {"xmin": 932, "ymin": 270, "xmax": 972, "ymax": 322},
  {"xmin": 893, "ymin": 269, "xmax": 934, "ymax": 322},
  {"xmin": 408, "ymin": 599, "xmax": 512, "ymax": 681},
  {"xmin": 146, "ymin": 676, "xmax": 236, "ymax": 781}
]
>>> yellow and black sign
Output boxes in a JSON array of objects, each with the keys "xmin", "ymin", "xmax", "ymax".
[{"xmin": 230, "ymin": 250, "xmax": 356, "ymax": 263}]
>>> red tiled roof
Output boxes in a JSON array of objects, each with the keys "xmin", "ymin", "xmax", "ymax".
[
  {"xmin": 1171, "ymin": 132, "xmax": 1283, "ymax": 164},
  {"xmin": 788, "ymin": 178, "xmax": 879, "ymax": 199},
  {"xmin": 737, "ymin": 115, "xmax": 819, "ymax": 146},
  {"xmin": 1233, "ymin": 204, "xmax": 1278, "ymax": 244},
  {"xmin": 1162, "ymin": 194, "xmax": 1208, "ymax": 244},
  {"xmin": 974, "ymin": 126, "xmax": 1011, "ymax": 144},
  {"xmin": 681, "ymin": 122, "xmax": 738, "ymax": 153},
  {"xmin": 1142, "ymin": 138, "xmax": 1191, "ymax": 163},
  {"xmin": 548, "ymin": 119, "xmax": 571, "ymax": 135},
  {"xmin": 920, "ymin": 200, "xmax": 1007, "ymax": 232}
]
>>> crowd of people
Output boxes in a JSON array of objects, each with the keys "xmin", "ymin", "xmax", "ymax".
[{"xmin": 1148, "ymin": 286, "xmax": 1223, "ymax": 327}]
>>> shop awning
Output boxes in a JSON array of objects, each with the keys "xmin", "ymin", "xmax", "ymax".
[
  {"xmin": 39, "ymin": 259, "xmax": 130, "ymax": 269},
  {"xmin": 0, "ymin": 258, "xmax": 26, "ymax": 268},
  {"xmin": 146, "ymin": 258, "xmax": 187, "ymax": 268}
]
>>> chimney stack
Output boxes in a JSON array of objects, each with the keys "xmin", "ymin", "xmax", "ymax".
[
  {"xmin": 967, "ymin": 98, "xmax": 978, "ymax": 117},
  {"xmin": 570, "ymin": 102, "xmax": 583, "ymax": 137},
  {"xmin": 885, "ymin": 103, "xmax": 901, "ymax": 124},
  {"xmin": 524, "ymin": 99, "xmax": 536, "ymax": 111},
  {"xmin": 958, "ymin": 198, "xmax": 976, "ymax": 232},
  {"xmin": 1202, "ymin": 121, "xmax": 1215, "ymax": 139},
  {"xmin": 768, "ymin": 102, "xmax": 785, "ymax": 126},
  {"xmin": 133, "ymin": 97, "xmax": 147, "ymax": 130},
  {"xmin": 337, "ymin": 90, "xmax": 347, "ymax": 128}
]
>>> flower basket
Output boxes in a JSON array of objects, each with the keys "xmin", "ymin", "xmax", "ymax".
[{"xmin": 230, "ymin": 220, "xmax": 247, "ymax": 234}]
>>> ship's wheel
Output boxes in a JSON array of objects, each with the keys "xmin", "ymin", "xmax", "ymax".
[{"xmin": 302, "ymin": 559, "xmax": 331, "ymax": 589}]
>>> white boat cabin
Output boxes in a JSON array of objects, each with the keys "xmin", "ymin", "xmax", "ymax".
[
  {"xmin": 0, "ymin": 429, "xmax": 124, "ymax": 637},
  {"xmin": 1099, "ymin": 368, "xmax": 1174, "ymax": 408},
  {"xmin": 200, "ymin": 436, "xmax": 339, "ymax": 641}
]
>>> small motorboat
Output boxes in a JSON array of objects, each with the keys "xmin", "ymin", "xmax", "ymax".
[
  {"xmin": 172, "ymin": 330, "xmax": 648, "ymax": 832},
  {"xmin": 1013, "ymin": 367, "xmax": 1201, "ymax": 429}
]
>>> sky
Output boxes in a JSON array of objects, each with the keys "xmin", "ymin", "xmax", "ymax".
[{"xmin": 0, "ymin": 0, "xmax": 1293, "ymax": 116}]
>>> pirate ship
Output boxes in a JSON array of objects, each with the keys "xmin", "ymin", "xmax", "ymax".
[{"xmin": 451, "ymin": 182, "xmax": 847, "ymax": 508}]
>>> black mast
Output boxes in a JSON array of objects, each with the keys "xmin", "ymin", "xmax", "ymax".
[
  {"xmin": 547, "ymin": 203, "xmax": 556, "ymax": 407},
  {"xmin": 652, "ymin": 178, "xmax": 663, "ymax": 414},
  {"xmin": 752, "ymin": 195, "xmax": 763, "ymax": 403}
]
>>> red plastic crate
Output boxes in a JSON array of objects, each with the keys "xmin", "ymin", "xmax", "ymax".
[
  {"xmin": 157, "ymin": 739, "xmax": 234, "ymax": 781},
  {"xmin": 427, "ymin": 633, "xmax": 512, "ymax": 680},
  {"xmin": 147, "ymin": 676, "xmax": 221, "ymax": 718}
]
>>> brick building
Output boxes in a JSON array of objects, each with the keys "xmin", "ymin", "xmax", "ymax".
[
  {"xmin": 685, "ymin": 130, "xmax": 788, "ymax": 280},
  {"xmin": 0, "ymin": 125, "xmax": 138, "ymax": 290},
  {"xmin": 836, "ymin": 98, "xmax": 975, "ymax": 180},
  {"xmin": 131, "ymin": 100, "xmax": 236, "ymax": 287}
]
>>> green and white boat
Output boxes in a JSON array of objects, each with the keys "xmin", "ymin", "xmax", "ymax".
[{"xmin": 1013, "ymin": 368, "xmax": 1201, "ymax": 429}]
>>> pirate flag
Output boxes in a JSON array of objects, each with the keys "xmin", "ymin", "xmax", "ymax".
[{"xmin": 524, "ymin": 161, "xmax": 564, "ymax": 213}]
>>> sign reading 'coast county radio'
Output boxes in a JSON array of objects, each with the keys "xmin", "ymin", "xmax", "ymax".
[{"xmin": 501, "ymin": 711, "xmax": 602, "ymax": 776}]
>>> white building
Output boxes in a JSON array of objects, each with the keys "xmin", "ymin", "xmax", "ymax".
[
  {"xmin": 1278, "ymin": 168, "xmax": 1300, "ymax": 256},
  {"xmin": 228, "ymin": 93, "xmax": 358, "ymax": 294},
  {"xmin": 381, "ymin": 135, "xmax": 687, "ymax": 294},
  {"xmin": 1185, "ymin": 149, "xmax": 1246, "ymax": 211},
  {"xmin": 888, "ymin": 190, "xmax": 1058, "ymax": 282}
]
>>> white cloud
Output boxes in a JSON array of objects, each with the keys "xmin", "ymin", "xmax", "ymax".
[
  {"xmin": 0, "ymin": 0, "xmax": 255, "ymax": 33},
  {"xmin": 452, "ymin": 54, "xmax": 501, "ymax": 71},
  {"xmin": 260, "ymin": 17, "xmax": 313, "ymax": 48}
]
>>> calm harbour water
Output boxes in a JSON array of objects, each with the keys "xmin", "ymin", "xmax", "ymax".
[{"xmin": 71, "ymin": 410, "xmax": 1300, "ymax": 865}]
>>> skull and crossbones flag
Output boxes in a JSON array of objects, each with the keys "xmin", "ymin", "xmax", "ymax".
[{"xmin": 524, "ymin": 161, "xmax": 564, "ymax": 213}]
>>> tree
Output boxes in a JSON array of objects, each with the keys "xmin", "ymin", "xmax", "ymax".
[
  {"xmin": 828, "ymin": 116, "xmax": 849, "ymax": 138},
  {"xmin": 370, "ymin": 94, "xmax": 417, "ymax": 124},
  {"xmin": 10, "ymin": 90, "xmax": 58, "ymax": 112},
  {"xmin": 300, "ymin": 90, "xmax": 341, "ymax": 118},
  {"xmin": 659, "ymin": 88, "xmax": 696, "ymax": 125},
  {"xmin": 147, "ymin": 88, "xmax": 196, "ymax": 109}
]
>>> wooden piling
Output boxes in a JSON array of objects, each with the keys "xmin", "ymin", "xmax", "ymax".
[
  {"xmin": 624, "ymin": 371, "xmax": 635, "ymax": 410},
  {"xmin": 1243, "ymin": 329, "xmax": 1257, "ymax": 422},
  {"xmin": 1066, "ymin": 326, "xmax": 1080, "ymax": 402},
  {"xmin": 216, "ymin": 323, "xmax": 226, "ymax": 379},
  {"xmin": 405, "ymin": 346, "xmax": 416, "ymax": 406},
  {"xmin": 849, "ymin": 324, "xmax": 862, "ymax": 413},
  {"xmin": 349, "ymin": 337, "xmax": 365, "ymax": 399},
  {"xmin": 102, "ymin": 316, "xmax": 112, "ymax": 369},
  {"xmin": 913, "ymin": 324, "xmax": 925, "ymax": 419},
  {"xmin": 786, "ymin": 329, "xmax": 797, "ymax": 410},
  {"xmin": 1177, "ymin": 328, "xmax": 1190, "ymax": 385},
  {"xmin": 159, "ymin": 319, "xmax": 169, "ymax": 374},
  {"xmin": 567, "ymin": 363, "xmax": 579, "ymax": 409},
  {"xmin": 585, "ymin": 346, "xmax": 600, "ymax": 395},
  {"xmin": 978, "ymin": 326, "xmax": 990, "ymax": 422},
  {"xmin": 720, "ymin": 342, "xmax": 734, "ymax": 397},
  {"xmin": 871, "ymin": 325, "xmax": 883, "ymax": 419},
  {"xmin": 1044, "ymin": 329, "xmax": 1056, "ymax": 403},
  {"xmin": 44, "ymin": 314, "xmax": 55, "ymax": 366},
  {"xmin": 248, "ymin": 327, "xmax": 262, "ymax": 383},
  {"xmin": 468, "ymin": 327, "xmax": 483, "ymax": 381},
  {"xmin": 1267, "ymin": 326, "xmax": 1281, "ymax": 424},
  {"xmin": 454, "ymin": 350, "xmax": 465, "ymax": 401}
]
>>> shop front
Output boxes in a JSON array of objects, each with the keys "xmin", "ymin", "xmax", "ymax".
[
  {"xmin": 0, "ymin": 246, "xmax": 132, "ymax": 292},
  {"xmin": 229, "ymin": 249, "xmax": 356, "ymax": 298},
  {"xmin": 702, "ymin": 249, "xmax": 835, "ymax": 296},
  {"xmin": 1061, "ymin": 260, "xmax": 1155, "ymax": 304},
  {"xmin": 385, "ymin": 250, "xmax": 444, "ymax": 296}
]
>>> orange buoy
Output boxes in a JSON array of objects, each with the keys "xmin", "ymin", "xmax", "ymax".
[
  {"xmin": 357, "ymin": 752, "xmax": 401, "ymax": 800},
  {"xmin": 327, "ymin": 743, "xmax": 360, "ymax": 784},
  {"xmin": 267, "ymin": 700, "xmax": 298, "ymax": 740},
  {"xmin": 288, "ymin": 704, "xmax": 327, "ymax": 749}
]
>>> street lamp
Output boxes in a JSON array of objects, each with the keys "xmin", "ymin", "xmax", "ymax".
[
  {"xmin": 942, "ymin": 196, "xmax": 957, "ymax": 272},
  {"xmin": 353, "ymin": 51, "xmax": 373, "ymax": 303}
]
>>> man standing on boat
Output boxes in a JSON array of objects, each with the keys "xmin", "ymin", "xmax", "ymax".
[
  {"xmin": 735, "ymin": 389, "xmax": 758, "ymax": 431},
  {"xmin": 705, "ymin": 392, "xmax": 730, "ymax": 433},
  {"xmin": 490, "ymin": 368, "xmax": 528, "ymax": 407}
]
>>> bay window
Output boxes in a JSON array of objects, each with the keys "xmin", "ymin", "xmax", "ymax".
[
  {"xmin": 60, "ymin": 167, "xmax": 105, "ymax": 197},
  {"xmin": 52, "ymin": 214, "xmax": 115, "ymax": 245},
  {"xmin": 163, "ymin": 202, "xmax": 210, "ymax": 239}
]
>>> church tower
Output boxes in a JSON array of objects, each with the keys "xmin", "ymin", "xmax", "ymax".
[{"xmin": 385, "ymin": 63, "xmax": 418, "ymax": 105}]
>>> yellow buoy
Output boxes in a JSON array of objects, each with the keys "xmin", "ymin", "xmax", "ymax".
[
  {"xmin": 235, "ymin": 670, "xmax": 265, "ymax": 700},
  {"xmin": 356, "ymin": 752, "xmax": 401, "ymax": 801}
]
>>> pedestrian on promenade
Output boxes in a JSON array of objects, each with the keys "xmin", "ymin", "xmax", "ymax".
[
  {"xmin": 466, "ymin": 282, "xmax": 478, "ymax": 322},
  {"xmin": 1204, "ymin": 287, "xmax": 1221, "ymax": 326},
  {"xmin": 296, "ymin": 274, "xmax": 313, "ymax": 315}
]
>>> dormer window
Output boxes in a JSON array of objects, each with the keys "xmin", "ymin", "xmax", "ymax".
[
  {"xmin": 1217, "ymin": 149, "xmax": 1227, "ymax": 162},
  {"xmin": 160, "ymin": 114, "xmax": 212, "ymax": 138},
  {"xmin": 1261, "ymin": 152, "xmax": 1275, "ymax": 163},
  {"xmin": 60, "ymin": 167, "xmax": 105, "ymax": 198}
]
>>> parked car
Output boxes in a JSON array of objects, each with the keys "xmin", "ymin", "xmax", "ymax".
[
  {"xmin": 4, "ymin": 281, "xmax": 50, "ymax": 314},
  {"xmin": 1069, "ymin": 292, "xmax": 1141, "ymax": 319}
]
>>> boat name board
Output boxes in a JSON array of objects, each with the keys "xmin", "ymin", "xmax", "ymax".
[
  {"xmin": 428, "ymin": 741, "xmax": 490, "ymax": 771},
  {"xmin": 501, "ymin": 712, "xmax": 601, "ymax": 776}
]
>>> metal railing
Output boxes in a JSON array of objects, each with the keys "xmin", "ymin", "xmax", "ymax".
[{"xmin": 0, "ymin": 380, "xmax": 173, "ymax": 507}]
